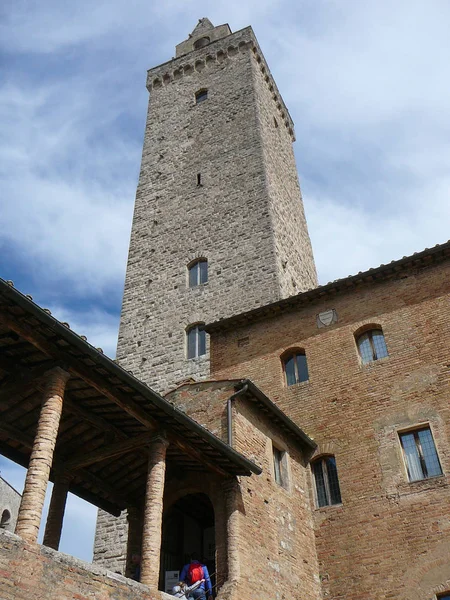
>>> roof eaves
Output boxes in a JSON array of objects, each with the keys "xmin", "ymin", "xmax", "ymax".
[
  {"xmin": 206, "ymin": 239, "xmax": 450, "ymax": 333},
  {"xmin": 236, "ymin": 379, "xmax": 317, "ymax": 454},
  {"xmin": 0, "ymin": 279, "xmax": 261, "ymax": 477}
]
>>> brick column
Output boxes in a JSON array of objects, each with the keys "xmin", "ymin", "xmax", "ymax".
[
  {"xmin": 225, "ymin": 477, "xmax": 241, "ymax": 582},
  {"xmin": 42, "ymin": 472, "xmax": 72, "ymax": 550},
  {"xmin": 140, "ymin": 434, "xmax": 169, "ymax": 588},
  {"xmin": 15, "ymin": 367, "xmax": 70, "ymax": 543},
  {"xmin": 125, "ymin": 506, "xmax": 142, "ymax": 578}
]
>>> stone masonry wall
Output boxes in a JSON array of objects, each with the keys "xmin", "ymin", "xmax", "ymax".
[
  {"xmin": 0, "ymin": 530, "xmax": 162, "ymax": 600},
  {"xmin": 98, "ymin": 20, "xmax": 318, "ymax": 576},
  {"xmin": 251, "ymin": 42, "xmax": 318, "ymax": 297},
  {"xmin": 210, "ymin": 259, "xmax": 450, "ymax": 599},
  {"xmin": 0, "ymin": 477, "xmax": 21, "ymax": 533},
  {"xmin": 116, "ymin": 24, "xmax": 317, "ymax": 396}
]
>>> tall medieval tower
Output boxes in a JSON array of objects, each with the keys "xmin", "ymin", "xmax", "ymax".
[
  {"xmin": 94, "ymin": 18, "xmax": 318, "ymax": 573},
  {"xmin": 117, "ymin": 18, "xmax": 317, "ymax": 392}
]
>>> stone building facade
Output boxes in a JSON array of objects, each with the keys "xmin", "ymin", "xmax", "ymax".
[
  {"xmin": 0, "ymin": 477, "xmax": 21, "ymax": 533},
  {"xmin": 116, "ymin": 18, "xmax": 317, "ymax": 394},
  {"xmin": 207, "ymin": 245, "xmax": 450, "ymax": 600}
]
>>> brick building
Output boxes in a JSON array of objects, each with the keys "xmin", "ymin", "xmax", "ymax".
[
  {"xmin": 0, "ymin": 15, "xmax": 449, "ymax": 600},
  {"xmin": 206, "ymin": 243, "xmax": 450, "ymax": 599}
]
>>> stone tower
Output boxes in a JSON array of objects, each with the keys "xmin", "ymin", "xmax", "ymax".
[
  {"xmin": 94, "ymin": 18, "xmax": 318, "ymax": 574},
  {"xmin": 117, "ymin": 18, "xmax": 317, "ymax": 393}
]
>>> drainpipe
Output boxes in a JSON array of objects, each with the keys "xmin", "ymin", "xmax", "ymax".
[{"xmin": 227, "ymin": 383, "xmax": 249, "ymax": 447}]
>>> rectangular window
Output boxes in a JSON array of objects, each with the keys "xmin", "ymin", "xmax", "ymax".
[
  {"xmin": 284, "ymin": 355, "xmax": 296, "ymax": 386},
  {"xmin": 272, "ymin": 445, "xmax": 289, "ymax": 488},
  {"xmin": 399, "ymin": 426, "xmax": 442, "ymax": 482},
  {"xmin": 437, "ymin": 595, "xmax": 450, "ymax": 600},
  {"xmin": 296, "ymin": 354, "xmax": 309, "ymax": 382},
  {"xmin": 189, "ymin": 265, "xmax": 198, "ymax": 288},
  {"xmin": 312, "ymin": 456, "xmax": 342, "ymax": 507},
  {"xmin": 199, "ymin": 260, "xmax": 208, "ymax": 284}
]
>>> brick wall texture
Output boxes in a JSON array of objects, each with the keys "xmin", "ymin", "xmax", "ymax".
[
  {"xmin": 210, "ymin": 259, "xmax": 450, "ymax": 599},
  {"xmin": 0, "ymin": 530, "xmax": 161, "ymax": 600},
  {"xmin": 166, "ymin": 380, "xmax": 322, "ymax": 600}
]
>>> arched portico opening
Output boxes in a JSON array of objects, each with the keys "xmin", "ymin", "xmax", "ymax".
[
  {"xmin": 160, "ymin": 493, "xmax": 215, "ymax": 593},
  {"xmin": 0, "ymin": 509, "xmax": 11, "ymax": 531}
]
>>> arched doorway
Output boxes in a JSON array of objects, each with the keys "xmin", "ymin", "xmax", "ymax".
[
  {"xmin": 160, "ymin": 493, "xmax": 215, "ymax": 593},
  {"xmin": 0, "ymin": 509, "xmax": 11, "ymax": 531}
]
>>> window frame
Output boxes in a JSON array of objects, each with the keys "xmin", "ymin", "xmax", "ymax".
[
  {"xmin": 311, "ymin": 455, "xmax": 342, "ymax": 508},
  {"xmin": 195, "ymin": 89, "xmax": 208, "ymax": 104},
  {"xmin": 272, "ymin": 443, "xmax": 289, "ymax": 489},
  {"xmin": 436, "ymin": 593, "xmax": 450, "ymax": 600},
  {"xmin": 355, "ymin": 327, "xmax": 388, "ymax": 364},
  {"xmin": 186, "ymin": 324, "xmax": 206, "ymax": 359},
  {"xmin": 282, "ymin": 349, "xmax": 309, "ymax": 386},
  {"xmin": 399, "ymin": 425, "xmax": 443, "ymax": 482},
  {"xmin": 188, "ymin": 259, "xmax": 208, "ymax": 287},
  {"xmin": 0, "ymin": 509, "xmax": 11, "ymax": 529}
]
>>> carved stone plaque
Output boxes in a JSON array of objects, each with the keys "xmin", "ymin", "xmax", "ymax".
[{"xmin": 317, "ymin": 309, "xmax": 338, "ymax": 328}]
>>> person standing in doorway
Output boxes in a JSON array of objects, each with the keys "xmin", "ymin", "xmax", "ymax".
[{"xmin": 180, "ymin": 553, "xmax": 213, "ymax": 600}]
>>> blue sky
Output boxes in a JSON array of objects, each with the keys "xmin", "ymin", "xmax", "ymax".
[{"xmin": 1, "ymin": 0, "xmax": 450, "ymax": 563}]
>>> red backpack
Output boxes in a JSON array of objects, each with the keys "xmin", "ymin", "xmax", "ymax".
[{"xmin": 187, "ymin": 562, "xmax": 204, "ymax": 584}]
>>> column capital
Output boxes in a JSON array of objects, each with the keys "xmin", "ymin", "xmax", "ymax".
[
  {"xmin": 148, "ymin": 431, "xmax": 169, "ymax": 448},
  {"xmin": 48, "ymin": 366, "xmax": 71, "ymax": 384}
]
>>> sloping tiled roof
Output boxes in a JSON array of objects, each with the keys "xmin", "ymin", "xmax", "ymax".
[
  {"xmin": 206, "ymin": 240, "xmax": 450, "ymax": 332},
  {"xmin": 0, "ymin": 278, "xmax": 261, "ymax": 515}
]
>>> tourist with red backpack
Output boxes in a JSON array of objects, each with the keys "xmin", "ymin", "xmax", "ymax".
[{"xmin": 179, "ymin": 553, "xmax": 213, "ymax": 600}]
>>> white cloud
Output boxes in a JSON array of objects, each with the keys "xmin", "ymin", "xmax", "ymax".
[{"xmin": 47, "ymin": 304, "xmax": 120, "ymax": 357}]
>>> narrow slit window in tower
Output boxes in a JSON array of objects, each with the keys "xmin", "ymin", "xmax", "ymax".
[{"xmin": 195, "ymin": 89, "xmax": 208, "ymax": 104}]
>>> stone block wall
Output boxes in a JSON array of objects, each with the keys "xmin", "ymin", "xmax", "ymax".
[
  {"xmin": 210, "ymin": 260, "xmax": 450, "ymax": 599},
  {"xmin": 116, "ymin": 23, "xmax": 317, "ymax": 396},
  {"xmin": 0, "ymin": 477, "xmax": 21, "ymax": 533}
]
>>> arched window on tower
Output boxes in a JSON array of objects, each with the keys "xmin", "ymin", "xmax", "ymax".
[
  {"xmin": 282, "ymin": 349, "xmax": 309, "ymax": 386},
  {"xmin": 188, "ymin": 259, "xmax": 208, "ymax": 287},
  {"xmin": 186, "ymin": 324, "xmax": 206, "ymax": 359},
  {"xmin": 355, "ymin": 327, "xmax": 388, "ymax": 364},
  {"xmin": 311, "ymin": 456, "xmax": 342, "ymax": 508}
]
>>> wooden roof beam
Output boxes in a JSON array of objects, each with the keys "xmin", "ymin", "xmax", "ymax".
[
  {"xmin": 65, "ymin": 432, "xmax": 151, "ymax": 470},
  {"xmin": 0, "ymin": 361, "xmax": 60, "ymax": 404},
  {"xmin": 0, "ymin": 313, "xmax": 247, "ymax": 478},
  {"xmin": 64, "ymin": 395, "xmax": 128, "ymax": 440},
  {"xmin": 0, "ymin": 422, "xmax": 134, "ymax": 510},
  {"xmin": 0, "ymin": 313, "xmax": 155, "ymax": 430}
]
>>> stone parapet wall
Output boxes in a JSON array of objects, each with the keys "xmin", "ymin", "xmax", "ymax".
[{"xmin": 0, "ymin": 530, "xmax": 161, "ymax": 600}]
